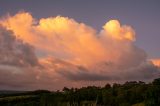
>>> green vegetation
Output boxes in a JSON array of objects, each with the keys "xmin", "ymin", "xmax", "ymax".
[{"xmin": 0, "ymin": 78, "xmax": 160, "ymax": 106}]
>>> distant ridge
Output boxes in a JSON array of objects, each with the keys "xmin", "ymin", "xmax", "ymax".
[{"xmin": 0, "ymin": 90, "xmax": 28, "ymax": 95}]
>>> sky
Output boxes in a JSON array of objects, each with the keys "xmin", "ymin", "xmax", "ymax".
[{"xmin": 0, "ymin": 0, "xmax": 160, "ymax": 90}]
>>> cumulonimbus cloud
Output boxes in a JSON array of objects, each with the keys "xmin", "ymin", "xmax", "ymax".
[{"xmin": 0, "ymin": 11, "xmax": 159, "ymax": 90}]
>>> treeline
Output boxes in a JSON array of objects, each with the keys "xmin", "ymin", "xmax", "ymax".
[{"xmin": 0, "ymin": 78, "xmax": 160, "ymax": 106}]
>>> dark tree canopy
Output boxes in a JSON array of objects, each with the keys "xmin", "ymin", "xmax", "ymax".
[{"xmin": 0, "ymin": 78, "xmax": 160, "ymax": 106}]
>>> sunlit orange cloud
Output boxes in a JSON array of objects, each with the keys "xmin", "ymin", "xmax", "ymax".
[
  {"xmin": 0, "ymin": 12, "xmax": 137, "ymax": 68},
  {"xmin": 151, "ymin": 59, "xmax": 160, "ymax": 67},
  {"xmin": 0, "ymin": 12, "xmax": 36, "ymax": 43},
  {"xmin": 102, "ymin": 20, "xmax": 135, "ymax": 41},
  {"xmin": 36, "ymin": 16, "xmax": 114, "ymax": 67},
  {"xmin": 0, "ymin": 11, "xmax": 159, "ymax": 90}
]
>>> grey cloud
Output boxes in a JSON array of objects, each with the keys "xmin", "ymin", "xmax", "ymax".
[
  {"xmin": 56, "ymin": 59, "xmax": 160, "ymax": 82},
  {"xmin": 57, "ymin": 67, "xmax": 111, "ymax": 81},
  {"xmin": 0, "ymin": 25, "xmax": 39, "ymax": 67},
  {"xmin": 0, "ymin": 25, "xmax": 43, "ymax": 90}
]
